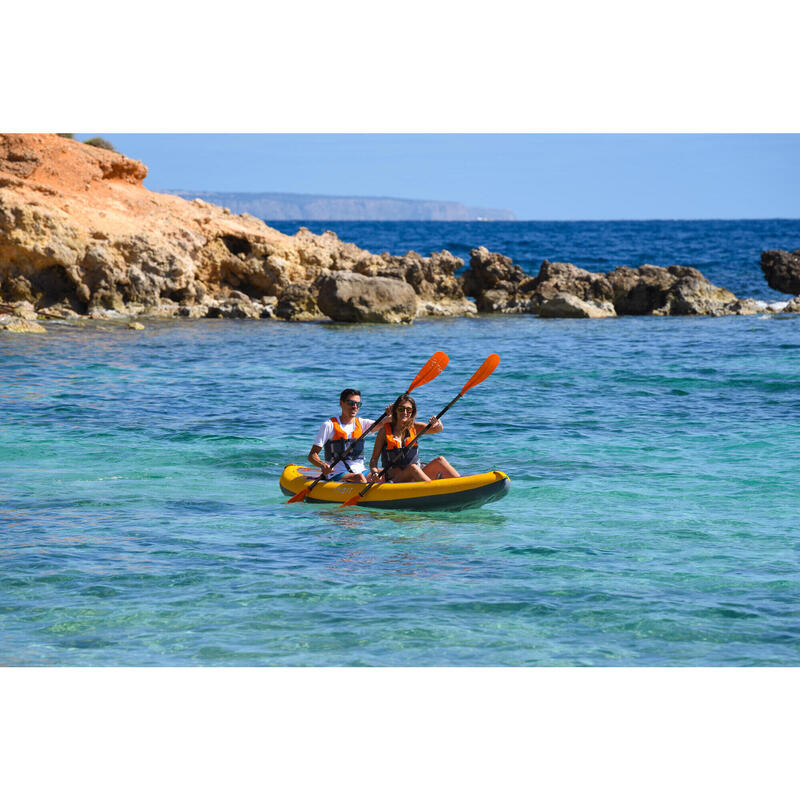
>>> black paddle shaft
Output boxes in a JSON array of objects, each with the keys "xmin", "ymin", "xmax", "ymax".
[{"xmin": 357, "ymin": 393, "xmax": 464, "ymax": 499}]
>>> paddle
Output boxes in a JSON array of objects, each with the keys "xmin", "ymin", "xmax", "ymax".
[
  {"xmin": 340, "ymin": 353, "xmax": 501, "ymax": 508},
  {"xmin": 286, "ymin": 351, "xmax": 450, "ymax": 503}
]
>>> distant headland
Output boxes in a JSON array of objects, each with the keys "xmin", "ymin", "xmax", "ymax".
[{"xmin": 169, "ymin": 191, "xmax": 517, "ymax": 222}]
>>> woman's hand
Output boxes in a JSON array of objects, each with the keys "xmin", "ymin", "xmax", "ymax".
[
  {"xmin": 367, "ymin": 466, "xmax": 381, "ymax": 483},
  {"xmin": 428, "ymin": 416, "xmax": 442, "ymax": 431}
]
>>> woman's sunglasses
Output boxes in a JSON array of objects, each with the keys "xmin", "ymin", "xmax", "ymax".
[{"xmin": 396, "ymin": 406, "xmax": 414, "ymax": 414}]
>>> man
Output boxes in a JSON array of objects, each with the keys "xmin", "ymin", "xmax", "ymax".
[{"xmin": 308, "ymin": 389, "xmax": 385, "ymax": 483}]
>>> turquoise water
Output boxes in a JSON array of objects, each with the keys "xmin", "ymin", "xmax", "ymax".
[{"xmin": 2, "ymin": 313, "xmax": 798, "ymax": 666}]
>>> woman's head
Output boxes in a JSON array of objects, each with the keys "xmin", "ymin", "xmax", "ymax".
[{"xmin": 391, "ymin": 394, "xmax": 417, "ymax": 431}]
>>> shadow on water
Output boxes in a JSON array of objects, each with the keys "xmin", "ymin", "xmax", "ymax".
[{"xmin": 314, "ymin": 506, "xmax": 507, "ymax": 530}]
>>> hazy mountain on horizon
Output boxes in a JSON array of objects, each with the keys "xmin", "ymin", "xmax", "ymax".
[{"xmin": 170, "ymin": 190, "xmax": 517, "ymax": 221}]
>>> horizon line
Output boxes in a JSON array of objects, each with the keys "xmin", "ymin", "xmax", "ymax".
[{"xmin": 260, "ymin": 217, "xmax": 800, "ymax": 223}]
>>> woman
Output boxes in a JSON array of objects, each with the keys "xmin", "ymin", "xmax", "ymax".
[{"xmin": 367, "ymin": 394, "xmax": 460, "ymax": 483}]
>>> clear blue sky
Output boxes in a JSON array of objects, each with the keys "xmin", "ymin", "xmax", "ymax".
[{"xmin": 81, "ymin": 134, "xmax": 800, "ymax": 220}]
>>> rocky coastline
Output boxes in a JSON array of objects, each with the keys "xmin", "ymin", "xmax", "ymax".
[{"xmin": 2, "ymin": 134, "xmax": 799, "ymax": 332}]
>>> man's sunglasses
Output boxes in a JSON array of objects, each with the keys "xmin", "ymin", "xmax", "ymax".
[{"xmin": 345, "ymin": 400, "xmax": 362, "ymax": 408}]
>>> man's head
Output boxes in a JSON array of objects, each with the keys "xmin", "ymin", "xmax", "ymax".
[{"xmin": 339, "ymin": 388, "xmax": 362, "ymax": 418}]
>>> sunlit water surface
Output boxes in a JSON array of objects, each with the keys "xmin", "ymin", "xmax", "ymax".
[{"xmin": 2, "ymin": 312, "xmax": 798, "ymax": 665}]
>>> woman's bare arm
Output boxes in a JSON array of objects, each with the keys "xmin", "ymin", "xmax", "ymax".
[{"xmin": 368, "ymin": 430, "xmax": 385, "ymax": 480}]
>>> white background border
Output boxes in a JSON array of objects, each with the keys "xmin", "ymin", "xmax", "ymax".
[{"xmin": 3, "ymin": 2, "xmax": 798, "ymax": 796}]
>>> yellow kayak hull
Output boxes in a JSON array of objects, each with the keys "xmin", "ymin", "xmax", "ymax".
[{"xmin": 280, "ymin": 464, "xmax": 510, "ymax": 511}]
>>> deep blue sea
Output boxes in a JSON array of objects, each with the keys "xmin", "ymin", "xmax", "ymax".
[
  {"xmin": 2, "ymin": 220, "xmax": 799, "ymax": 666},
  {"xmin": 270, "ymin": 218, "xmax": 800, "ymax": 302}
]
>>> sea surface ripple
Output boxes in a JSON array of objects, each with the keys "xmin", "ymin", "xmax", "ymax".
[{"xmin": 2, "ymin": 307, "xmax": 799, "ymax": 665}]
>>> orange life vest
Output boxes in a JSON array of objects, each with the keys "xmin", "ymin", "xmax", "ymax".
[
  {"xmin": 323, "ymin": 417, "xmax": 364, "ymax": 465},
  {"xmin": 381, "ymin": 422, "xmax": 420, "ymax": 471}
]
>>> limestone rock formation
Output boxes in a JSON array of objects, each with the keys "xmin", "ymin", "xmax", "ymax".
[
  {"xmin": 606, "ymin": 265, "xmax": 679, "ymax": 314},
  {"xmin": 462, "ymin": 247, "xmax": 535, "ymax": 313},
  {"xmin": 462, "ymin": 246, "xmax": 526, "ymax": 294},
  {"xmin": 783, "ymin": 295, "xmax": 800, "ymax": 313},
  {"xmin": 2, "ymin": 135, "xmax": 793, "ymax": 325},
  {"xmin": 0, "ymin": 300, "xmax": 37, "ymax": 320},
  {"xmin": 539, "ymin": 292, "xmax": 616, "ymax": 319},
  {"xmin": 0, "ymin": 314, "xmax": 46, "ymax": 332},
  {"xmin": 363, "ymin": 249, "xmax": 476, "ymax": 317},
  {"xmin": 274, "ymin": 284, "xmax": 322, "ymax": 322},
  {"xmin": 606, "ymin": 265, "xmax": 745, "ymax": 316},
  {"xmin": 460, "ymin": 246, "xmax": 765, "ymax": 318},
  {"xmin": 761, "ymin": 249, "xmax": 800, "ymax": 295},
  {"xmin": 530, "ymin": 260, "xmax": 615, "ymax": 311},
  {"xmin": 314, "ymin": 271, "xmax": 417, "ymax": 324},
  {"xmin": 0, "ymin": 134, "xmax": 476, "ymax": 324}
]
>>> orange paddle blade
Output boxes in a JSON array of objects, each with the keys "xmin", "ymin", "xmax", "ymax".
[
  {"xmin": 460, "ymin": 353, "xmax": 500, "ymax": 395},
  {"xmin": 407, "ymin": 351, "xmax": 449, "ymax": 392},
  {"xmin": 286, "ymin": 488, "xmax": 309, "ymax": 503},
  {"xmin": 340, "ymin": 493, "xmax": 361, "ymax": 507}
]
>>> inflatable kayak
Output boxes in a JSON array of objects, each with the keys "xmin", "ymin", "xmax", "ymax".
[{"xmin": 280, "ymin": 464, "xmax": 510, "ymax": 511}]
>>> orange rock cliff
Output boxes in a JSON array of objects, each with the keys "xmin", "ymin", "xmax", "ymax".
[{"xmin": 0, "ymin": 134, "xmax": 472, "ymax": 322}]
